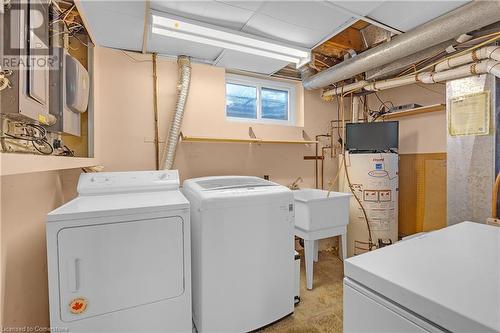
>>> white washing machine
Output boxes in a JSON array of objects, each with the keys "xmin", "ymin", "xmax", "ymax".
[
  {"xmin": 344, "ymin": 222, "xmax": 500, "ymax": 332},
  {"xmin": 182, "ymin": 176, "xmax": 295, "ymax": 333},
  {"xmin": 46, "ymin": 170, "xmax": 192, "ymax": 332}
]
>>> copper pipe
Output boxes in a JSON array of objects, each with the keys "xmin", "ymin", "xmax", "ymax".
[
  {"xmin": 315, "ymin": 140, "xmax": 318, "ymax": 188},
  {"xmin": 314, "ymin": 134, "xmax": 331, "ymax": 189},
  {"xmin": 321, "ymin": 146, "xmax": 331, "ymax": 189},
  {"xmin": 152, "ymin": 53, "xmax": 160, "ymax": 170},
  {"xmin": 492, "ymin": 172, "xmax": 500, "ymax": 218}
]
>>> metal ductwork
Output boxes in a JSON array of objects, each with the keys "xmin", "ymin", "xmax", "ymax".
[
  {"xmin": 365, "ymin": 39, "xmax": 455, "ymax": 81},
  {"xmin": 161, "ymin": 56, "xmax": 191, "ymax": 170},
  {"xmin": 298, "ymin": 65, "xmax": 317, "ymax": 80},
  {"xmin": 302, "ymin": 0, "xmax": 500, "ymax": 90}
]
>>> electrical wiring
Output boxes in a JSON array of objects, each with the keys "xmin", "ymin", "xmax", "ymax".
[
  {"xmin": 323, "ymin": 92, "xmax": 375, "ymax": 248},
  {"xmin": 0, "ymin": 75, "xmax": 10, "ymax": 91},
  {"xmin": 49, "ymin": 1, "xmax": 88, "ymax": 48},
  {"xmin": 326, "ymin": 152, "xmax": 344, "ymax": 197},
  {"xmin": 2, "ymin": 123, "xmax": 47, "ymax": 141},
  {"xmin": 403, "ymin": 33, "xmax": 500, "ymax": 77},
  {"xmin": 415, "ymin": 82, "xmax": 445, "ymax": 96},
  {"xmin": 343, "ymin": 149, "xmax": 374, "ymax": 249},
  {"xmin": 32, "ymin": 139, "xmax": 54, "ymax": 155},
  {"xmin": 397, "ymin": 32, "xmax": 500, "ymax": 77},
  {"xmin": 121, "ymin": 50, "xmax": 152, "ymax": 63},
  {"xmin": 0, "ymin": 69, "xmax": 12, "ymax": 91},
  {"xmin": 0, "ymin": 119, "xmax": 54, "ymax": 155},
  {"xmin": 369, "ymin": 91, "xmax": 394, "ymax": 121},
  {"xmin": 335, "ymin": 93, "xmax": 375, "ymax": 249}
]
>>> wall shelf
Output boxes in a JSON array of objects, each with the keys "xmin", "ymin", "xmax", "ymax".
[
  {"xmin": 0, "ymin": 153, "xmax": 99, "ymax": 176},
  {"xmin": 381, "ymin": 104, "xmax": 445, "ymax": 120},
  {"xmin": 180, "ymin": 134, "xmax": 317, "ymax": 145}
]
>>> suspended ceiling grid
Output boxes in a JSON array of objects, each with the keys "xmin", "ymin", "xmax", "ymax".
[{"xmin": 79, "ymin": 0, "xmax": 469, "ymax": 75}]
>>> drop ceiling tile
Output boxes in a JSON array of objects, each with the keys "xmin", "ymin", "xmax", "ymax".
[
  {"xmin": 243, "ymin": 13, "xmax": 347, "ymax": 48},
  {"xmin": 151, "ymin": 0, "xmax": 254, "ymax": 30},
  {"xmin": 79, "ymin": 1, "xmax": 145, "ymax": 51},
  {"xmin": 256, "ymin": 1, "xmax": 353, "ymax": 32},
  {"xmin": 216, "ymin": 1, "xmax": 264, "ymax": 12},
  {"xmin": 148, "ymin": 33, "xmax": 223, "ymax": 61},
  {"xmin": 368, "ymin": 1, "xmax": 469, "ymax": 32},
  {"xmin": 327, "ymin": 1, "xmax": 385, "ymax": 17},
  {"xmin": 215, "ymin": 49, "xmax": 289, "ymax": 75}
]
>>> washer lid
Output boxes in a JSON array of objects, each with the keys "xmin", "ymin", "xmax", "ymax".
[
  {"xmin": 195, "ymin": 176, "xmax": 277, "ymax": 190},
  {"xmin": 344, "ymin": 222, "xmax": 500, "ymax": 333},
  {"xmin": 47, "ymin": 190, "xmax": 189, "ymax": 222}
]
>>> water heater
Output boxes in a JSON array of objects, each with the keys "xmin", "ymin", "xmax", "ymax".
[{"xmin": 340, "ymin": 152, "xmax": 399, "ymax": 257}]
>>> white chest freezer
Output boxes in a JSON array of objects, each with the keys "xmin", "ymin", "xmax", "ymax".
[
  {"xmin": 344, "ymin": 222, "xmax": 500, "ymax": 333},
  {"xmin": 46, "ymin": 170, "xmax": 192, "ymax": 332},
  {"xmin": 183, "ymin": 176, "xmax": 295, "ymax": 333}
]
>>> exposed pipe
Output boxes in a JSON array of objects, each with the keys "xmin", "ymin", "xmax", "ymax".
[
  {"xmin": 302, "ymin": 1, "xmax": 500, "ymax": 90},
  {"xmin": 152, "ymin": 53, "xmax": 160, "ymax": 170},
  {"xmin": 492, "ymin": 172, "xmax": 500, "ymax": 219},
  {"xmin": 298, "ymin": 65, "xmax": 317, "ymax": 81},
  {"xmin": 312, "ymin": 134, "xmax": 330, "ymax": 189},
  {"xmin": 435, "ymin": 46, "xmax": 500, "ymax": 71},
  {"xmin": 323, "ymin": 81, "xmax": 367, "ymax": 98},
  {"xmin": 365, "ymin": 39, "xmax": 455, "ymax": 80},
  {"xmin": 323, "ymin": 60, "xmax": 500, "ymax": 97},
  {"xmin": 161, "ymin": 56, "xmax": 191, "ymax": 170},
  {"xmin": 367, "ymin": 60, "xmax": 500, "ymax": 91},
  {"xmin": 351, "ymin": 96, "xmax": 360, "ymax": 124}
]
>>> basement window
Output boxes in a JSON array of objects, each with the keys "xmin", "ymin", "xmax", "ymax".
[{"xmin": 225, "ymin": 74, "xmax": 296, "ymax": 125}]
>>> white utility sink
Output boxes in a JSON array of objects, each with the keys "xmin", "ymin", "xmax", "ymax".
[
  {"xmin": 293, "ymin": 189, "xmax": 351, "ymax": 231},
  {"xmin": 293, "ymin": 188, "xmax": 352, "ymax": 290}
]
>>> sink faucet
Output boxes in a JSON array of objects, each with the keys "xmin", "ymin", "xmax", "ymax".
[{"xmin": 289, "ymin": 177, "xmax": 303, "ymax": 190}]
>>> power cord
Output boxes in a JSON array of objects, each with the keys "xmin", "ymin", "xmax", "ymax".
[
  {"xmin": 0, "ymin": 69, "xmax": 12, "ymax": 91},
  {"xmin": 343, "ymin": 152, "xmax": 374, "ymax": 250},
  {"xmin": 1, "ymin": 119, "xmax": 54, "ymax": 155}
]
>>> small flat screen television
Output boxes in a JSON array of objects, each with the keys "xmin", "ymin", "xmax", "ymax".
[{"xmin": 345, "ymin": 121, "xmax": 399, "ymax": 151}]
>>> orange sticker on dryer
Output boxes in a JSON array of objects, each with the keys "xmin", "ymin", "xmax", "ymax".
[{"xmin": 69, "ymin": 298, "xmax": 87, "ymax": 314}]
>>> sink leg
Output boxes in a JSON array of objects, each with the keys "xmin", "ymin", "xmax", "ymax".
[
  {"xmin": 305, "ymin": 240, "xmax": 314, "ymax": 290},
  {"xmin": 313, "ymin": 240, "xmax": 319, "ymax": 262},
  {"xmin": 340, "ymin": 233, "xmax": 347, "ymax": 261}
]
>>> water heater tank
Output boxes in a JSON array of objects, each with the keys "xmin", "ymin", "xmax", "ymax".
[{"xmin": 340, "ymin": 152, "xmax": 399, "ymax": 257}]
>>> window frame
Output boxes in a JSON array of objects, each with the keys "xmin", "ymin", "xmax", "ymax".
[{"xmin": 225, "ymin": 74, "xmax": 296, "ymax": 126}]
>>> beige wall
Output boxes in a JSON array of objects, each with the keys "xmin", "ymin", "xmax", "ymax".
[
  {"xmin": 367, "ymin": 83, "xmax": 447, "ymax": 153},
  {"xmin": 0, "ymin": 47, "xmax": 448, "ymax": 329},
  {"xmin": 2, "ymin": 171, "xmax": 58, "ymax": 327},
  {"xmin": 97, "ymin": 47, "xmax": 338, "ymax": 188}
]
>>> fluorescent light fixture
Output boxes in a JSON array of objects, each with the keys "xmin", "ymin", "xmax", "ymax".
[{"xmin": 151, "ymin": 13, "xmax": 310, "ymax": 67}]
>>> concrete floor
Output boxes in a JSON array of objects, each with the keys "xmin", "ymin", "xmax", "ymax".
[{"xmin": 259, "ymin": 250, "xmax": 344, "ymax": 333}]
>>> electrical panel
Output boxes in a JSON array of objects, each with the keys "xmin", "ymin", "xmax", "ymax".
[
  {"xmin": 1, "ymin": 0, "xmax": 93, "ymax": 157},
  {"xmin": 1, "ymin": 0, "xmax": 51, "ymax": 123}
]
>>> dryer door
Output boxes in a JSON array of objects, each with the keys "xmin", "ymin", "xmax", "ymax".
[{"xmin": 57, "ymin": 216, "xmax": 184, "ymax": 322}]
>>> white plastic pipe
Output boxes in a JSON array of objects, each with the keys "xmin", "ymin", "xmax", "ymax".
[
  {"xmin": 322, "ymin": 60, "xmax": 500, "ymax": 97},
  {"xmin": 322, "ymin": 81, "xmax": 367, "ymax": 98},
  {"xmin": 352, "ymin": 96, "xmax": 360, "ymax": 123},
  {"xmin": 303, "ymin": 1, "xmax": 500, "ymax": 89},
  {"xmin": 435, "ymin": 46, "xmax": 500, "ymax": 72}
]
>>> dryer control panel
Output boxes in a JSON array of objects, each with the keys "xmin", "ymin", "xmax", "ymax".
[{"xmin": 77, "ymin": 170, "xmax": 180, "ymax": 195}]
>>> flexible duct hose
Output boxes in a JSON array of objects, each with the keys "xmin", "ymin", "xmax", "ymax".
[{"xmin": 161, "ymin": 56, "xmax": 191, "ymax": 170}]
